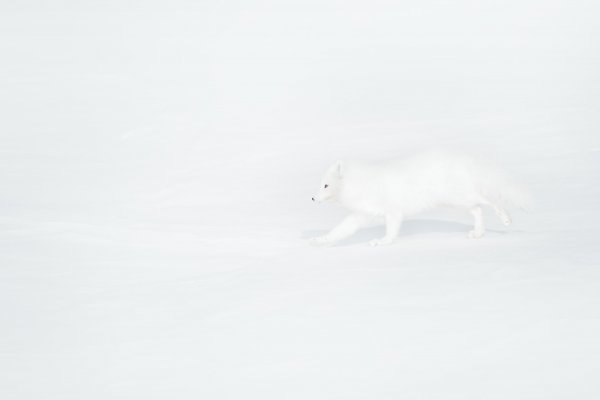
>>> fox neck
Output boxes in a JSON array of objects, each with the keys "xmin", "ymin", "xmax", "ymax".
[{"xmin": 338, "ymin": 179, "xmax": 386, "ymax": 216}]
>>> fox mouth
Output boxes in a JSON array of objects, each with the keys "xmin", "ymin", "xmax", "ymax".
[{"xmin": 313, "ymin": 195, "xmax": 334, "ymax": 203}]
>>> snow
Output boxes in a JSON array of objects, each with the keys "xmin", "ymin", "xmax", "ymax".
[{"xmin": 1, "ymin": 0, "xmax": 600, "ymax": 398}]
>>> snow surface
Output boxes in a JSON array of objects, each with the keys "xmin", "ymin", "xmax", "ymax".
[{"xmin": 2, "ymin": 1, "xmax": 600, "ymax": 399}]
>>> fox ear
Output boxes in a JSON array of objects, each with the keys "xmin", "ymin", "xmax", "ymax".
[{"xmin": 336, "ymin": 161, "xmax": 344, "ymax": 178}]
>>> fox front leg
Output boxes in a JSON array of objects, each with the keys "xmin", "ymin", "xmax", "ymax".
[
  {"xmin": 309, "ymin": 213, "xmax": 372, "ymax": 246},
  {"xmin": 369, "ymin": 214, "xmax": 402, "ymax": 246}
]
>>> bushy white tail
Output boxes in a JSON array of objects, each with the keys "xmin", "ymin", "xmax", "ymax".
[
  {"xmin": 500, "ymin": 183, "xmax": 534, "ymax": 210},
  {"xmin": 482, "ymin": 178, "xmax": 534, "ymax": 211},
  {"xmin": 475, "ymin": 162, "xmax": 534, "ymax": 211}
]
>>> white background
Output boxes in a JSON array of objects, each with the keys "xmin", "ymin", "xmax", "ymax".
[{"xmin": 1, "ymin": 0, "xmax": 600, "ymax": 398}]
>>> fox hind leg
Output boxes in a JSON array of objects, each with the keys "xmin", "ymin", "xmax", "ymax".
[
  {"xmin": 468, "ymin": 206, "xmax": 485, "ymax": 239},
  {"xmin": 493, "ymin": 205, "xmax": 512, "ymax": 226}
]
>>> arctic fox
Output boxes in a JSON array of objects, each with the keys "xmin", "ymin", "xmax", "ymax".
[{"xmin": 310, "ymin": 151, "xmax": 532, "ymax": 246}]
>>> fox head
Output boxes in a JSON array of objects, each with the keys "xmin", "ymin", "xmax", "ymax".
[{"xmin": 312, "ymin": 161, "xmax": 343, "ymax": 203}]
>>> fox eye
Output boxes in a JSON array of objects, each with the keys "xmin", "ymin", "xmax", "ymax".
[{"xmin": 324, "ymin": 184, "xmax": 329, "ymax": 188}]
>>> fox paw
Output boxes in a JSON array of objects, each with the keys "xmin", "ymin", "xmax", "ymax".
[
  {"xmin": 308, "ymin": 236, "xmax": 334, "ymax": 247},
  {"xmin": 369, "ymin": 238, "xmax": 395, "ymax": 247},
  {"xmin": 468, "ymin": 230, "xmax": 484, "ymax": 239}
]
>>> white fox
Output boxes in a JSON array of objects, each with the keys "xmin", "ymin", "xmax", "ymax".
[{"xmin": 310, "ymin": 151, "xmax": 532, "ymax": 246}]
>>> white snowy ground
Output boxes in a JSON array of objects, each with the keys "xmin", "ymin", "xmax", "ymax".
[{"xmin": 2, "ymin": 1, "xmax": 600, "ymax": 399}]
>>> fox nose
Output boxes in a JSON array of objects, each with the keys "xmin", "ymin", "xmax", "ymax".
[{"xmin": 312, "ymin": 197, "xmax": 315, "ymax": 201}]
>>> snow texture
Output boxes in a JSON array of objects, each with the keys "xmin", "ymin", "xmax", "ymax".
[{"xmin": 1, "ymin": 1, "xmax": 600, "ymax": 399}]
